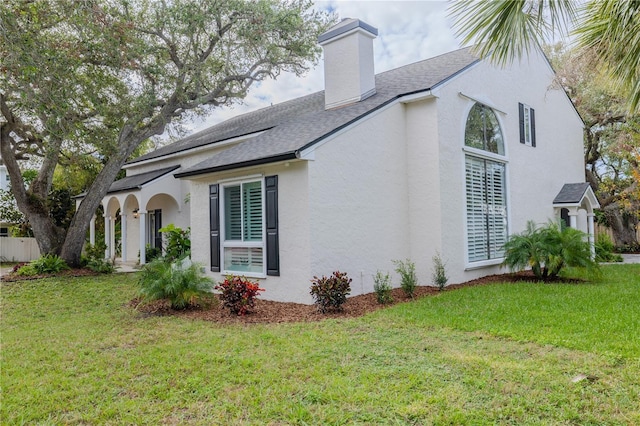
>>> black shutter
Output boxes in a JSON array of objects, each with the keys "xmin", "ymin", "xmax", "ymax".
[
  {"xmin": 530, "ymin": 108, "xmax": 536, "ymax": 147},
  {"xmin": 265, "ymin": 175, "xmax": 280, "ymax": 276},
  {"xmin": 209, "ymin": 184, "xmax": 220, "ymax": 272},
  {"xmin": 518, "ymin": 102, "xmax": 525, "ymax": 144},
  {"xmin": 154, "ymin": 209, "xmax": 162, "ymax": 249}
]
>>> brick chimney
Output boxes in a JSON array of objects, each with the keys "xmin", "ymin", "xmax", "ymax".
[{"xmin": 318, "ymin": 19, "xmax": 378, "ymax": 110}]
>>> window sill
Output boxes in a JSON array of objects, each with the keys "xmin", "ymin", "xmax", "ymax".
[
  {"xmin": 465, "ymin": 258, "xmax": 504, "ymax": 271},
  {"xmin": 222, "ymin": 270, "xmax": 266, "ymax": 279}
]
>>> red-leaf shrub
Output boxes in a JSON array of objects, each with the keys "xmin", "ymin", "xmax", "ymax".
[
  {"xmin": 215, "ymin": 275, "xmax": 265, "ymax": 316},
  {"xmin": 11, "ymin": 262, "xmax": 28, "ymax": 274},
  {"xmin": 310, "ymin": 271, "xmax": 352, "ymax": 313}
]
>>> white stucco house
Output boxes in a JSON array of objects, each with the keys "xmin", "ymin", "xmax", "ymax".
[{"xmin": 97, "ymin": 19, "xmax": 598, "ymax": 303}]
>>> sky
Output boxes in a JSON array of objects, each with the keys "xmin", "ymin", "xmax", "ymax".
[{"xmin": 182, "ymin": 0, "xmax": 463, "ymax": 136}]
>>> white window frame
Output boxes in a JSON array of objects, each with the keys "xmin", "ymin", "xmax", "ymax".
[
  {"xmin": 220, "ymin": 177, "xmax": 266, "ymax": 278},
  {"xmin": 522, "ymin": 103, "xmax": 534, "ymax": 146},
  {"xmin": 464, "ymin": 155, "xmax": 508, "ymax": 267},
  {"xmin": 462, "ymin": 102, "xmax": 510, "ymax": 268}
]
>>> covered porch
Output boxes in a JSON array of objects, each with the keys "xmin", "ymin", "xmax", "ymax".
[
  {"xmin": 553, "ymin": 183, "xmax": 601, "ymax": 257},
  {"xmin": 91, "ymin": 166, "xmax": 187, "ymax": 265}
]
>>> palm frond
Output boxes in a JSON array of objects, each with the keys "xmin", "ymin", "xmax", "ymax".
[
  {"xmin": 576, "ymin": 0, "xmax": 640, "ymax": 113},
  {"xmin": 448, "ymin": 0, "xmax": 577, "ymax": 66}
]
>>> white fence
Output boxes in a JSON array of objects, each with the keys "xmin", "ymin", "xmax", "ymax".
[{"xmin": 0, "ymin": 237, "xmax": 41, "ymax": 262}]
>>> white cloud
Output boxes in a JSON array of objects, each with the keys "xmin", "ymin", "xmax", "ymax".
[{"xmin": 180, "ymin": 1, "xmax": 463, "ymax": 135}]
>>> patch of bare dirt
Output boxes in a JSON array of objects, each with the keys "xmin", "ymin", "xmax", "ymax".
[{"xmin": 132, "ymin": 270, "xmax": 581, "ymax": 325}]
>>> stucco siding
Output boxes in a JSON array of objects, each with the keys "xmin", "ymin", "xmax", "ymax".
[
  {"xmin": 404, "ymin": 98, "xmax": 443, "ymax": 284},
  {"xmin": 307, "ymin": 104, "xmax": 412, "ymax": 296},
  {"xmin": 434, "ymin": 46, "xmax": 585, "ymax": 284},
  {"xmin": 188, "ymin": 161, "xmax": 312, "ymax": 303}
]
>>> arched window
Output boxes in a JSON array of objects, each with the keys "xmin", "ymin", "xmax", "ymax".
[
  {"xmin": 464, "ymin": 103, "xmax": 508, "ymax": 263},
  {"xmin": 465, "ymin": 103, "xmax": 505, "ymax": 155}
]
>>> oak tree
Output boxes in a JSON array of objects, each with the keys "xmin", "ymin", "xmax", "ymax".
[{"xmin": 1, "ymin": 0, "xmax": 331, "ymax": 265}]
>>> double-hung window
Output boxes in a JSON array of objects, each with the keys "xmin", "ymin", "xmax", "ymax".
[
  {"xmin": 222, "ymin": 180, "xmax": 264, "ymax": 275},
  {"xmin": 464, "ymin": 102, "xmax": 508, "ymax": 264}
]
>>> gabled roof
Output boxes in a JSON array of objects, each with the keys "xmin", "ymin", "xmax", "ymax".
[
  {"xmin": 553, "ymin": 183, "xmax": 600, "ymax": 209},
  {"xmin": 107, "ymin": 166, "xmax": 179, "ymax": 194},
  {"xmin": 128, "ymin": 47, "xmax": 480, "ymax": 178}
]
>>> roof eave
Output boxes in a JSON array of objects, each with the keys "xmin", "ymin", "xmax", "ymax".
[{"xmin": 174, "ymin": 152, "xmax": 298, "ymax": 179}]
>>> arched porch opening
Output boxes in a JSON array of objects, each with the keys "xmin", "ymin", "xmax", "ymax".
[
  {"xmin": 553, "ymin": 183, "xmax": 601, "ymax": 258},
  {"xmin": 103, "ymin": 197, "xmax": 122, "ymax": 260}
]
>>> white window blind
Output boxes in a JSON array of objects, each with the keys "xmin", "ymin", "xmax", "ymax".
[
  {"xmin": 222, "ymin": 180, "xmax": 264, "ymax": 274},
  {"xmin": 465, "ymin": 156, "xmax": 507, "ymax": 262},
  {"xmin": 243, "ymin": 181, "xmax": 263, "ymax": 241}
]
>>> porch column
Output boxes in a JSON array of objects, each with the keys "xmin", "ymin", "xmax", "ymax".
[
  {"xmin": 139, "ymin": 210, "xmax": 147, "ymax": 265},
  {"xmin": 121, "ymin": 213, "xmax": 128, "ymax": 262},
  {"xmin": 568, "ymin": 208, "xmax": 578, "ymax": 229},
  {"xmin": 587, "ymin": 213, "xmax": 596, "ymax": 259},
  {"xmin": 109, "ymin": 216, "xmax": 116, "ymax": 260},
  {"xmin": 89, "ymin": 215, "xmax": 96, "ymax": 246},
  {"xmin": 104, "ymin": 214, "xmax": 110, "ymax": 259}
]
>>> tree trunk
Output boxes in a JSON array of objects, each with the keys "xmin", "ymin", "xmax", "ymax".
[
  {"xmin": 59, "ymin": 152, "xmax": 128, "ymax": 266},
  {"xmin": 59, "ymin": 123, "xmax": 167, "ymax": 266},
  {"xmin": 603, "ymin": 204, "xmax": 639, "ymax": 247}
]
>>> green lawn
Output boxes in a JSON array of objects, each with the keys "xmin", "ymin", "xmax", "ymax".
[{"xmin": 2, "ymin": 265, "xmax": 639, "ymax": 425}]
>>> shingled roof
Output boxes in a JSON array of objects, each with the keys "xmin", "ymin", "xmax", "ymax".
[
  {"xmin": 127, "ymin": 47, "xmax": 480, "ymax": 178},
  {"xmin": 107, "ymin": 166, "xmax": 179, "ymax": 194},
  {"xmin": 553, "ymin": 182, "xmax": 599, "ymax": 205}
]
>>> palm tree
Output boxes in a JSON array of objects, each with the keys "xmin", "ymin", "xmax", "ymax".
[
  {"xmin": 501, "ymin": 221, "xmax": 597, "ymax": 280},
  {"xmin": 448, "ymin": 0, "xmax": 640, "ymax": 113}
]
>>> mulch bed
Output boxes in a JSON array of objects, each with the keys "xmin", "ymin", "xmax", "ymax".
[
  {"xmin": 131, "ymin": 270, "xmax": 583, "ymax": 325},
  {"xmin": 2, "ymin": 267, "xmax": 584, "ymax": 324}
]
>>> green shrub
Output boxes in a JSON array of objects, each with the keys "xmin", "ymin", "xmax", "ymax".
[
  {"xmin": 393, "ymin": 259, "xmax": 417, "ymax": 298},
  {"xmin": 595, "ymin": 234, "xmax": 623, "ymax": 262},
  {"xmin": 159, "ymin": 224, "xmax": 191, "ymax": 261},
  {"xmin": 84, "ymin": 241, "xmax": 107, "ymax": 262},
  {"xmin": 373, "ymin": 271, "xmax": 393, "ymax": 304},
  {"xmin": 86, "ymin": 258, "xmax": 115, "ymax": 274},
  {"xmin": 11, "ymin": 262, "xmax": 28, "ymax": 274},
  {"xmin": 83, "ymin": 242, "xmax": 115, "ymax": 273},
  {"xmin": 431, "ymin": 251, "xmax": 448, "ymax": 291},
  {"xmin": 31, "ymin": 254, "xmax": 69, "ymax": 274},
  {"xmin": 502, "ymin": 220, "xmax": 598, "ymax": 280},
  {"xmin": 215, "ymin": 275, "xmax": 265, "ymax": 316},
  {"xmin": 14, "ymin": 264, "xmax": 38, "ymax": 276},
  {"xmin": 145, "ymin": 245, "xmax": 162, "ymax": 262},
  {"xmin": 310, "ymin": 271, "xmax": 352, "ymax": 313},
  {"xmin": 138, "ymin": 258, "xmax": 214, "ymax": 310}
]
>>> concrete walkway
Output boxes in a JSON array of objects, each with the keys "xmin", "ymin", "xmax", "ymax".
[
  {"xmin": 114, "ymin": 261, "xmax": 140, "ymax": 273},
  {"xmin": 620, "ymin": 253, "xmax": 640, "ymax": 264}
]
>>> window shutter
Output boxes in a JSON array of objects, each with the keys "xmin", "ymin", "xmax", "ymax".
[
  {"xmin": 466, "ymin": 156, "xmax": 488, "ymax": 262},
  {"xmin": 243, "ymin": 181, "xmax": 263, "ymax": 241},
  {"xmin": 530, "ymin": 108, "xmax": 536, "ymax": 147},
  {"xmin": 224, "ymin": 185, "xmax": 241, "ymax": 240},
  {"xmin": 465, "ymin": 156, "xmax": 507, "ymax": 262},
  {"xmin": 154, "ymin": 209, "xmax": 162, "ymax": 249},
  {"xmin": 518, "ymin": 102, "xmax": 525, "ymax": 144},
  {"xmin": 485, "ymin": 162, "xmax": 507, "ymax": 258},
  {"xmin": 209, "ymin": 184, "xmax": 221, "ymax": 272},
  {"xmin": 265, "ymin": 175, "xmax": 280, "ymax": 276}
]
